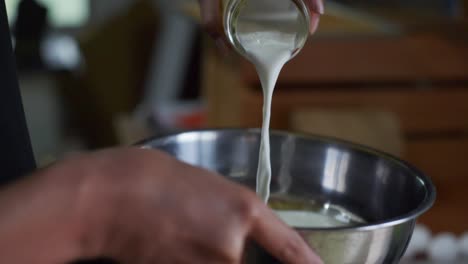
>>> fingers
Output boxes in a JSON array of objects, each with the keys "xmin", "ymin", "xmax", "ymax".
[
  {"xmin": 198, "ymin": 0, "xmax": 230, "ymax": 52},
  {"xmin": 199, "ymin": 0, "xmax": 222, "ymax": 34},
  {"xmin": 249, "ymin": 202, "xmax": 323, "ymax": 264},
  {"xmin": 305, "ymin": 0, "xmax": 324, "ymax": 15},
  {"xmin": 305, "ymin": 0, "xmax": 324, "ymax": 34},
  {"xmin": 309, "ymin": 13, "xmax": 321, "ymax": 34},
  {"xmin": 199, "ymin": 0, "xmax": 324, "ymax": 47}
]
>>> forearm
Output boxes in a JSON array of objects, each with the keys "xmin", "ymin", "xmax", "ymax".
[{"xmin": 0, "ymin": 165, "xmax": 83, "ymax": 263}]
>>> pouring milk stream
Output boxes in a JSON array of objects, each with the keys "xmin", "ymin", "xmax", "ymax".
[
  {"xmin": 224, "ymin": 0, "xmax": 310, "ymax": 203},
  {"xmin": 224, "ymin": 0, "xmax": 363, "ymax": 228}
]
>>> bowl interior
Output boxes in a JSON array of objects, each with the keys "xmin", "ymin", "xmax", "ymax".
[{"xmin": 144, "ymin": 129, "xmax": 435, "ymax": 226}]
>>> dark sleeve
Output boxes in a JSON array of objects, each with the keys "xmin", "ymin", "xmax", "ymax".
[{"xmin": 0, "ymin": 1, "xmax": 36, "ymax": 185}]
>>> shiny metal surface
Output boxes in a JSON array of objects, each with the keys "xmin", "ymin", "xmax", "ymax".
[{"xmin": 142, "ymin": 129, "xmax": 436, "ymax": 264}]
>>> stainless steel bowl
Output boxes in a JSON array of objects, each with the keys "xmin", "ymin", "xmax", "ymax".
[{"xmin": 141, "ymin": 129, "xmax": 436, "ymax": 264}]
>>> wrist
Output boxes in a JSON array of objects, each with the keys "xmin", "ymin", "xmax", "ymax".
[{"xmin": 0, "ymin": 162, "xmax": 85, "ymax": 263}]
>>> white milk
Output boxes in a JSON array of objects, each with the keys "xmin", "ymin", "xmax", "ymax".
[
  {"xmin": 230, "ymin": 0, "xmax": 308, "ymax": 203},
  {"xmin": 237, "ymin": 33, "xmax": 362, "ymax": 228},
  {"xmin": 228, "ymin": 2, "xmax": 363, "ymax": 230},
  {"xmin": 275, "ymin": 210, "xmax": 353, "ymax": 228},
  {"xmin": 238, "ymin": 32, "xmax": 296, "ymax": 202}
]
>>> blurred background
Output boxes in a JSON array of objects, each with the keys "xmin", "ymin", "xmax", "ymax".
[{"xmin": 5, "ymin": 0, "xmax": 468, "ymax": 261}]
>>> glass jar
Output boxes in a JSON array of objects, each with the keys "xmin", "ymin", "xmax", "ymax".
[{"xmin": 223, "ymin": 0, "xmax": 311, "ymax": 61}]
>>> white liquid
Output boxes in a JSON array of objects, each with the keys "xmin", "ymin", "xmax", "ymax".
[
  {"xmin": 228, "ymin": 2, "xmax": 364, "ymax": 231},
  {"xmin": 231, "ymin": 0, "xmax": 309, "ymax": 203},
  {"xmin": 238, "ymin": 32, "xmax": 296, "ymax": 202},
  {"xmin": 275, "ymin": 210, "xmax": 353, "ymax": 228}
]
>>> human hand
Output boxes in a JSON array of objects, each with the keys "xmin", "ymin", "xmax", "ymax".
[
  {"xmin": 20, "ymin": 148, "xmax": 322, "ymax": 263},
  {"xmin": 198, "ymin": 0, "xmax": 324, "ymax": 49}
]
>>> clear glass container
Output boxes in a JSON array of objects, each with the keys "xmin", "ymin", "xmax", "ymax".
[{"xmin": 223, "ymin": 0, "xmax": 311, "ymax": 61}]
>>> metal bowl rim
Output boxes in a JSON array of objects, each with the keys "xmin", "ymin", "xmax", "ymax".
[{"xmin": 139, "ymin": 128, "xmax": 437, "ymax": 232}]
